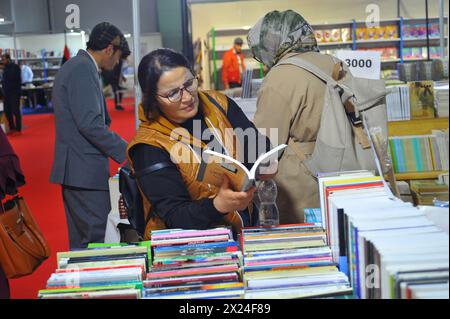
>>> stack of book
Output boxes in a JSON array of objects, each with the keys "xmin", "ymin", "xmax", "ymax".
[
  {"xmin": 389, "ymin": 130, "xmax": 449, "ymax": 173},
  {"xmin": 318, "ymin": 170, "xmax": 385, "ymax": 263},
  {"xmin": 410, "ymin": 180, "xmax": 449, "ymax": 206},
  {"xmin": 241, "ymin": 68, "xmax": 254, "ymax": 98},
  {"xmin": 434, "ymin": 82, "xmax": 449, "ymax": 118},
  {"xmin": 386, "ymin": 85, "xmax": 410, "ymax": 121},
  {"xmin": 143, "ymin": 227, "xmax": 244, "ymax": 299},
  {"xmin": 38, "ymin": 243, "xmax": 150, "ymax": 299},
  {"xmin": 385, "ymin": 81, "xmax": 447, "ymax": 121},
  {"xmin": 432, "ymin": 129, "xmax": 449, "ymax": 171},
  {"xmin": 319, "ymin": 170, "xmax": 449, "ymax": 299},
  {"xmin": 240, "ymin": 224, "xmax": 352, "ymax": 299}
]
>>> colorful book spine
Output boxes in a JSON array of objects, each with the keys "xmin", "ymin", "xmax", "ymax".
[
  {"xmin": 429, "ymin": 137, "xmax": 442, "ymax": 171},
  {"xmin": 390, "ymin": 135, "xmax": 440, "ymax": 173},
  {"xmin": 389, "ymin": 139, "xmax": 399, "ymax": 173},
  {"xmin": 422, "ymin": 137, "xmax": 433, "ymax": 171},
  {"xmin": 411, "ymin": 138, "xmax": 423, "ymax": 172}
]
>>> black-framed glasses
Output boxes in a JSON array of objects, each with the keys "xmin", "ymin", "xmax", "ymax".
[{"xmin": 157, "ymin": 77, "xmax": 199, "ymax": 103}]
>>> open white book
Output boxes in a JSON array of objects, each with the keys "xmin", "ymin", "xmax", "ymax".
[{"xmin": 196, "ymin": 144, "xmax": 287, "ymax": 191}]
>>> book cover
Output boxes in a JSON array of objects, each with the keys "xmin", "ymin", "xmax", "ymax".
[{"xmin": 408, "ymin": 81, "xmax": 435, "ymax": 119}]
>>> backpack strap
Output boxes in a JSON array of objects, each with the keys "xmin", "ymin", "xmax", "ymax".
[
  {"xmin": 287, "ymin": 138, "xmax": 319, "ymax": 179},
  {"xmin": 275, "ymin": 55, "xmax": 355, "ymax": 104},
  {"xmin": 277, "ymin": 56, "xmax": 371, "ymax": 150},
  {"xmin": 133, "ymin": 162, "xmax": 174, "ymax": 179},
  {"xmin": 275, "ymin": 56, "xmax": 338, "ymax": 86}
]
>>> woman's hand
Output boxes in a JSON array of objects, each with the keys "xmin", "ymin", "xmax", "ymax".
[{"xmin": 213, "ymin": 175, "xmax": 256, "ymax": 214}]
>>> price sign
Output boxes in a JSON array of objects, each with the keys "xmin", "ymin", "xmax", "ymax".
[{"xmin": 335, "ymin": 50, "xmax": 381, "ymax": 80}]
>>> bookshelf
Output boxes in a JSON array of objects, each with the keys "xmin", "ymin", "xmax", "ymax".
[
  {"xmin": 388, "ymin": 117, "xmax": 449, "ymax": 181},
  {"xmin": 205, "ymin": 17, "xmax": 448, "ymax": 89},
  {"xmin": 388, "ymin": 117, "xmax": 449, "ymax": 136},
  {"xmin": 393, "ymin": 171, "xmax": 447, "ymax": 181},
  {"xmin": 22, "ymin": 56, "xmax": 62, "ymax": 84}
]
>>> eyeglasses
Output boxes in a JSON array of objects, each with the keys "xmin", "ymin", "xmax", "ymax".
[{"xmin": 157, "ymin": 77, "xmax": 198, "ymax": 103}]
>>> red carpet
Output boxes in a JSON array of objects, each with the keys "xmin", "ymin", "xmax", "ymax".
[{"xmin": 6, "ymin": 98, "xmax": 136, "ymax": 299}]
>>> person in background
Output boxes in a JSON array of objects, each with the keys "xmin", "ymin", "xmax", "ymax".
[
  {"xmin": 222, "ymin": 37, "xmax": 246, "ymax": 89},
  {"xmin": 102, "ymin": 39, "xmax": 131, "ymax": 111},
  {"xmin": 248, "ymin": 10, "xmax": 351, "ymax": 224},
  {"xmin": 20, "ymin": 61, "xmax": 33, "ymax": 85},
  {"xmin": 0, "ymin": 128, "xmax": 26, "ymax": 299},
  {"xmin": 50, "ymin": 22, "xmax": 130, "ymax": 249},
  {"xmin": 127, "ymin": 48, "xmax": 275, "ymax": 239},
  {"xmin": 20, "ymin": 61, "xmax": 34, "ymax": 109},
  {"xmin": 1, "ymin": 54, "xmax": 22, "ymax": 133}
]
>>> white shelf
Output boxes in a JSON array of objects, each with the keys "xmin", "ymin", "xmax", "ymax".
[
  {"xmin": 30, "ymin": 67, "xmax": 60, "ymax": 71},
  {"xmin": 356, "ymin": 38, "xmax": 401, "ymax": 44},
  {"xmin": 402, "ymin": 57, "xmax": 432, "ymax": 62},
  {"xmin": 382, "ymin": 59, "xmax": 401, "ymax": 63},
  {"xmin": 314, "ymin": 16, "xmax": 448, "ymax": 26},
  {"xmin": 17, "ymin": 56, "xmax": 62, "ymax": 61},
  {"xmin": 207, "ymin": 27, "xmax": 251, "ymax": 37},
  {"xmin": 208, "ymin": 17, "xmax": 449, "ymax": 38},
  {"xmin": 33, "ymin": 77, "xmax": 55, "ymax": 82},
  {"xmin": 403, "ymin": 36, "xmax": 447, "ymax": 42},
  {"xmin": 318, "ymin": 41, "xmax": 353, "ymax": 47},
  {"xmin": 382, "ymin": 58, "xmax": 441, "ymax": 63}
]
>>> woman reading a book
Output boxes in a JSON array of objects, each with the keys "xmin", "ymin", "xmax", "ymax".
[{"xmin": 126, "ymin": 48, "xmax": 276, "ymax": 239}]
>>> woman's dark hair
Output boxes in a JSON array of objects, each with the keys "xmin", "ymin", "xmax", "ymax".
[{"xmin": 138, "ymin": 48, "xmax": 193, "ymax": 120}]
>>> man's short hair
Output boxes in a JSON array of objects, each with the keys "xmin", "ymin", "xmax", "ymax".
[
  {"xmin": 234, "ymin": 37, "xmax": 244, "ymax": 45},
  {"xmin": 86, "ymin": 22, "xmax": 129, "ymax": 55}
]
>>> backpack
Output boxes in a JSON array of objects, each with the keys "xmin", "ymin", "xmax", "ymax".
[
  {"xmin": 274, "ymin": 55, "xmax": 388, "ymax": 176},
  {"xmin": 118, "ymin": 166, "xmax": 146, "ymax": 241},
  {"xmin": 118, "ymin": 161, "xmax": 173, "ymax": 241}
]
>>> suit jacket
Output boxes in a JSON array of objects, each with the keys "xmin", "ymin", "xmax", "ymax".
[
  {"xmin": 50, "ymin": 50, "xmax": 127, "ymax": 190},
  {"xmin": 2, "ymin": 62, "xmax": 22, "ymax": 93}
]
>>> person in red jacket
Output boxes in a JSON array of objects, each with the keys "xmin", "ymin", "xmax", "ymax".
[{"xmin": 222, "ymin": 37, "xmax": 246, "ymax": 89}]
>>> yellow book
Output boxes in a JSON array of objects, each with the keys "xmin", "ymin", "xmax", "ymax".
[
  {"xmin": 408, "ymin": 81, "xmax": 435, "ymax": 119},
  {"xmin": 323, "ymin": 176, "xmax": 383, "ymax": 187}
]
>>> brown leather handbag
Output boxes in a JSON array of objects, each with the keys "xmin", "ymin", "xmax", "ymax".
[{"xmin": 0, "ymin": 197, "xmax": 51, "ymax": 279}]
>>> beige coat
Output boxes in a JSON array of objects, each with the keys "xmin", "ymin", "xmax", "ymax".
[{"xmin": 254, "ymin": 51, "xmax": 337, "ymax": 224}]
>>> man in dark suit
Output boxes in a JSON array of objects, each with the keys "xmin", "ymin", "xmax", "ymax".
[
  {"xmin": 102, "ymin": 58, "xmax": 127, "ymax": 111},
  {"xmin": 1, "ymin": 54, "xmax": 22, "ymax": 133},
  {"xmin": 50, "ymin": 22, "xmax": 130, "ymax": 249}
]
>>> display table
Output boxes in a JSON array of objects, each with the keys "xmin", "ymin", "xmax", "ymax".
[{"xmin": 21, "ymin": 85, "xmax": 53, "ymax": 109}]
